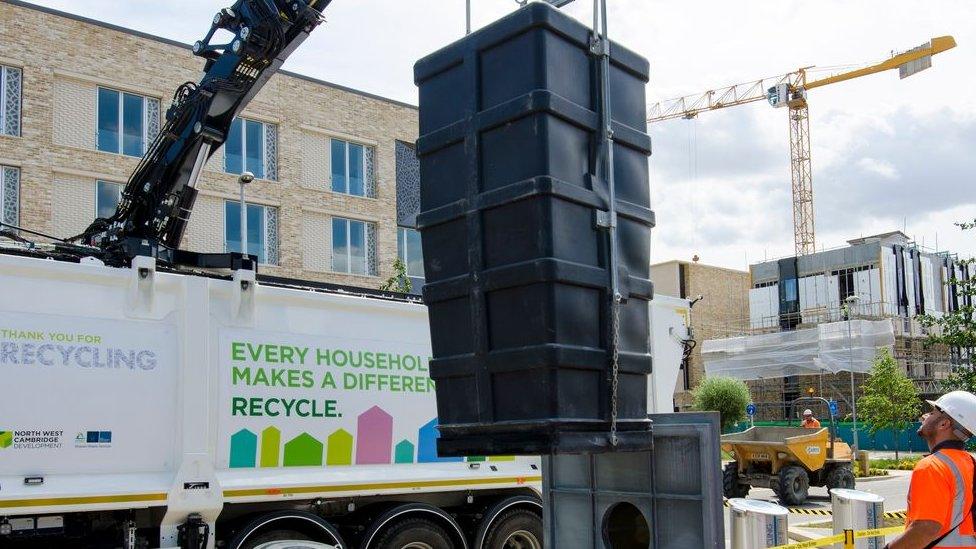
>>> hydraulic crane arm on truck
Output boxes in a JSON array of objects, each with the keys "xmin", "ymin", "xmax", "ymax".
[{"xmin": 72, "ymin": 0, "xmax": 331, "ymax": 269}]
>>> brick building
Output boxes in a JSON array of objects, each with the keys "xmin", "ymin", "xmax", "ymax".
[
  {"xmin": 650, "ymin": 259, "xmax": 751, "ymax": 409},
  {"xmin": 0, "ymin": 0, "xmax": 425, "ymax": 290}
]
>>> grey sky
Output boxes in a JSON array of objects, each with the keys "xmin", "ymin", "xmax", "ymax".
[{"xmin": 24, "ymin": 0, "xmax": 976, "ymax": 269}]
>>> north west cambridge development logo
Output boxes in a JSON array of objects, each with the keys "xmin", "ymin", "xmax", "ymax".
[{"xmin": 0, "ymin": 430, "xmax": 64, "ymax": 450}]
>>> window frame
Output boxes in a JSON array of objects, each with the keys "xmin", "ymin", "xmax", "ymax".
[
  {"xmin": 332, "ymin": 216, "xmax": 376, "ymax": 276},
  {"xmin": 1, "ymin": 65, "xmax": 23, "ymax": 138},
  {"xmin": 223, "ymin": 200, "xmax": 278, "ymax": 266},
  {"xmin": 95, "ymin": 86, "xmax": 158, "ymax": 157},
  {"xmin": 397, "ymin": 226, "xmax": 424, "ymax": 278},
  {"xmin": 331, "ymin": 138, "xmax": 373, "ymax": 197},
  {"xmin": 94, "ymin": 180, "xmax": 123, "ymax": 220},
  {"xmin": 225, "ymin": 117, "xmax": 276, "ymax": 181}
]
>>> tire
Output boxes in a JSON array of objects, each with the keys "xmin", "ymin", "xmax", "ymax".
[
  {"xmin": 372, "ymin": 517, "xmax": 456, "ymax": 549},
  {"xmin": 777, "ymin": 465, "xmax": 810, "ymax": 506},
  {"xmin": 239, "ymin": 529, "xmax": 318, "ymax": 549},
  {"xmin": 723, "ymin": 462, "xmax": 750, "ymax": 499},
  {"xmin": 482, "ymin": 508, "xmax": 543, "ymax": 549},
  {"xmin": 825, "ymin": 464, "xmax": 856, "ymax": 491}
]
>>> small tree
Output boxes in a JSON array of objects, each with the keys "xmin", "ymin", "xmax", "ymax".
[
  {"xmin": 692, "ymin": 377, "xmax": 751, "ymax": 432},
  {"xmin": 858, "ymin": 348, "xmax": 921, "ymax": 459},
  {"xmin": 380, "ymin": 258, "xmax": 413, "ymax": 294},
  {"xmin": 919, "ymin": 220, "xmax": 976, "ymax": 393}
]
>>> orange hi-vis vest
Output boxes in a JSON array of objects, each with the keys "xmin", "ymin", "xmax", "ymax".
[{"xmin": 907, "ymin": 440, "xmax": 976, "ymax": 548}]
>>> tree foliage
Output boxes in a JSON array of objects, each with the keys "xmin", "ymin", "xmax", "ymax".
[
  {"xmin": 918, "ymin": 220, "xmax": 976, "ymax": 393},
  {"xmin": 380, "ymin": 258, "xmax": 413, "ymax": 294},
  {"xmin": 693, "ymin": 377, "xmax": 751, "ymax": 431},
  {"xmin": 858, "ymin": 348, "xmax": 921, "ymax": 459}
]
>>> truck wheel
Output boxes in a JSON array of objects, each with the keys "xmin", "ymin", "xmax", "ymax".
[
  {"xmin": 723, "ymin": 462, "xmax": 750, "ymax": 498},
  {"xmin": 372, "ymin": 517, "xmax": 455, "ymax": 549},
  {"xmin": 482, "ymin": 508, "xmax": 543, "ymax": 549},
  {"xmin": 826, "ymin": 464, "xmax": 856, "ymax": 491},
  {"xmin": 777, "ymin": 466, "xmax": 810, "ymax": 506},
  {"xmin": 240, "ymin": 530, "xmax": 321, "ymax": 549}
]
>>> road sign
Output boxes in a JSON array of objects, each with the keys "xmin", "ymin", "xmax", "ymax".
[
  {"xmin": 828, "ymin": 400, "xmax": 839, "ymax": 417},
  {"xmin": 746, "ymin": 404, "xmax": 757, "ymax": 417}
]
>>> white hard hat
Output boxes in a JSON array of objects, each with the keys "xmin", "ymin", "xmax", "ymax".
[
  {"xmin": 803, "ymin": 409, "xmax": 813, "ymax": 416},
  {"xmin": 928, "ymin": 391, "xmax": 976, "ymax": 440}
]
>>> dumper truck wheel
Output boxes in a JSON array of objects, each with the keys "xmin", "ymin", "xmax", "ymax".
[
  {"xmin": 482, "ymin": 508, "xmax": 543, "ymax": 549},
  {"xmin": 826, "ymin": 464, "xmax": 856, "ymax": 491},
  {"xmin": 777, "ymin": 465, "xmax": 810, "ymax": 506},
  {"xmin": 372, "ymin": 517, "xmax": 455, "ymax": 549},
  {"xmin": 722, "ymin": 462, "xmax": 750, "ymax": 498}
]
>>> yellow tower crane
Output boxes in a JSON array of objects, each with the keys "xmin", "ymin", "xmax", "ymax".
[{"xmin": 647, "ymin": 36, "xmax": 957, "ymax": 256}]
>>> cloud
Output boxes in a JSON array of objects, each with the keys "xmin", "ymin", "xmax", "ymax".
[{"xmin": 856, "ymin": 158, "xmax": 898, "ymax": 180}]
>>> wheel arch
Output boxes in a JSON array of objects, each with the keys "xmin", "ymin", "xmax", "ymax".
[
  {"xmin": 360, "ymin": 502, "xmax": 468, "ymax": 549},
  {"xmin": 228, "ymin": 509, "xmax": 346, "ymax": 549},
  {"xmin": 473, "ymin": 495, "xmax": 543, "ymax": 549}
]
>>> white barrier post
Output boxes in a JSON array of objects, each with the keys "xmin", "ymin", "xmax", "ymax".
[
  {"xmin": 831, "ymin": 489, "xmax": 885, "ymax": 549},
  {"xmin": 729, "ymin": 499, "xmax": 789, "ymax": 549}
]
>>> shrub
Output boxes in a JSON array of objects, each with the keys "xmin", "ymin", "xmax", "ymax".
[{"xmin": 693, "ymin": 377, "xmax": 751, "ymax": 431}]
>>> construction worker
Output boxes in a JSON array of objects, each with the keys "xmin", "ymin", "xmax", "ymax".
[
  {"xmin": 885, "ymin": 391, "xmax": 976, "ymax": 549},
  {"xmin": 801, "ymin": 409, "xmax": 821, "ymax": 429}
]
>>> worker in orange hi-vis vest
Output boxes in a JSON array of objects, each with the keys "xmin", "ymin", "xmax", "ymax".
[
  {"xmin": 885, "ymin": 391, "xmax": 976, "ymax": 549},
  {"xmin": 801, "ymin": 409, "xmax": 821, "ymax": 429}
]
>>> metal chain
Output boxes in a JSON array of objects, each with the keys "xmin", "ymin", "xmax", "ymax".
[{"xmin": 610, "ymin": 291, "xmax": 621, "ymax": 446}]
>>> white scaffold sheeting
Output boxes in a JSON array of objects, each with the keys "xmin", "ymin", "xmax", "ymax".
[{"xmin": 701, "ymin": 319, "xmax": 895, "ymax": 380}]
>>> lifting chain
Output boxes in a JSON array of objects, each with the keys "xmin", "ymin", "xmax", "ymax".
[{"xmin": 610, "ymin": 291, "xmax": 622, "ymax": 446}]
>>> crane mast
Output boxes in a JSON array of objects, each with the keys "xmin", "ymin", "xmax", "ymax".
[
  {"xmin": 648, "ymin": 36, "xmax": 956, "ymax": 256},
  {"xmin": 74, "ymin": 0, "xmax": 332, "ymax": 268}
]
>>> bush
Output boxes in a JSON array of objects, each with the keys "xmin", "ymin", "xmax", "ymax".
[
  {"xmin": 693, "ymin": 377, "xmax": 751, "ymax": 431},
  {"xmin": 855, "ymin": 468, "xmax": 889, "ymax": 478},
  {"xmin": 870, "ymin": 456, "xmax": 923, "ymax": 471}
]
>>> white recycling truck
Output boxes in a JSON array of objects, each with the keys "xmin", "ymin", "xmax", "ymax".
[{"xmin": 0, "ymin": 250, "xmax": 690, "ymax": 549}]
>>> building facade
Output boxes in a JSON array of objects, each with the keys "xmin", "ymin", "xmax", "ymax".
[
  {"xmin": 703, "ymin": 231, "xmax": 970, "ymax": 420},
  {"xmin": 651, "ymin": 259, "xmax": 751, "ymax": 410},
  {"xmin": 0, "ymin": 0, "xmax": 425, "ymax": 290}
]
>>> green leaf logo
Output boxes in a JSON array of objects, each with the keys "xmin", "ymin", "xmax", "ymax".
[{"xmin": 0, "ymin": 431, "xmax": 12, "ymax": 449}]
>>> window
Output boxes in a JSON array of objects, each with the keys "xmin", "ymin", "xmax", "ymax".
[
  {"xmin": 1, "ymin": 66, "xmax": 22, "ymax": 137},
  {"xmin": 97, "ymin": 87, "xmax": 160, "ymax": 157},
  {"xmin": 397, "ymin": 227, "xmax": 424, "ymax": 278},
  {"xmin": 224, "ymin": 201, "xmax": 279, "ymax": 265},
  {"xmin": 332, "ymin": 217, "xmax": 377, "ymax": 276},
  {"xmin": 331, "ymin": 139, "xmax": 375, "ymax": 197},
  {"xmin": 225, "ymin": 118, "xmax": 278, "ymax": 181},
  {"xmin": 1, "ymin": 166, "xmax": 19, "ymax": 226},
  {"xmin": 95, "ymin": 180, "xmax": 122, "ymax": 219}
]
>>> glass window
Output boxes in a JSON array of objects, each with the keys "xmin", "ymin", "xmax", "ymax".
[
  {"xmin": 1, "ymin": 65, "xmax": 23, "ymax": 137},
  {"xmin": 224, "ymin": 201, "xmax": 278, "ymax": 265},
  {"xmin": 97, "ymin": 87, "xmax": 158, "ymax": 157},
  {"xmin": 332, "ymin": 217, "xmax": 376, "ymax": 275},
  {"xmin": 225, "ymin": 118, "xmax": 273, "ymax": 180},
  {"xmin": 331, "ymin": 139, "xmax": 374, "ymax": 197},
  {"xmin": 1, "ymin": 166, "xmax": 19, "ymax": 226},
  {"xmin": 398, "ymin": 227, "xmax": 424, "ymax": 278},
  {"xmin": 95, "ymin": 180, "xmax": 122, "ymax": 220}
]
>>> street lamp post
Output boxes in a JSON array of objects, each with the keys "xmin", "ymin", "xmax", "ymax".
[
  {"xmin": 845, "ymin": 294, "xmax": 861, "ymax": 451},
  {"xmin": 238, "ymin": 172, "xmax": 254, "ymax": 258}
]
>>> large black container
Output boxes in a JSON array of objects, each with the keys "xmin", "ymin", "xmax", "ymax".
[{"xmin": 415, "ymin": 2, "xmax": 654, "ymax": 456}]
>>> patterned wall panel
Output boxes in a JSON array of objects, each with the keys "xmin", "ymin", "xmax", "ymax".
[{"xmin": 395, "ymin": 140, "xmax": 420, "ymax": 228}]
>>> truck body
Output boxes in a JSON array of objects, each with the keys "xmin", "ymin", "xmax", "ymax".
[{"xmin": 0, "ymin": 251, "xmax": 688, "ymax": 548}]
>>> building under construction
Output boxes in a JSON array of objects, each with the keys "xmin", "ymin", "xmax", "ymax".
[{"xmin": 699, "ymin": 231, "xmax": 971, "ymax": 420}]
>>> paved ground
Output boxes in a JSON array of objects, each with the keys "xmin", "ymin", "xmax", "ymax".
[{"xmin": 722, "ymin": 470, "xmax": 911, "ymax": 546}]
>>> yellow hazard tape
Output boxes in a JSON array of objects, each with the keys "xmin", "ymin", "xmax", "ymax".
[
  {"xmin": 769, "ymin": 526, "xmax": 904, "ymax": 549},
  {"xmin": 722, "ymin": 498, "xmax": 908, "ymax": 520}
]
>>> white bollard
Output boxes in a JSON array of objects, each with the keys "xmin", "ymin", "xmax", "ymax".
[
  {"xmin": 831, "ymin": 488, "xmax": 884, "ymax": 549},
  {"xmin": 729, "ymin": 499, "xmax": 789, "ymax": 549}
]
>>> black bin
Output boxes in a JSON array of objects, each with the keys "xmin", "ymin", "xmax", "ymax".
[{"xmin": 415, "ymin": 2, "xmax": 654, "ymax": 456}]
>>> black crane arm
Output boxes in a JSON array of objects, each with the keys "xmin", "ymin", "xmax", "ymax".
[{"xmin": 75, "ymin": 0, "xmax": 332, "ymax": 268}]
